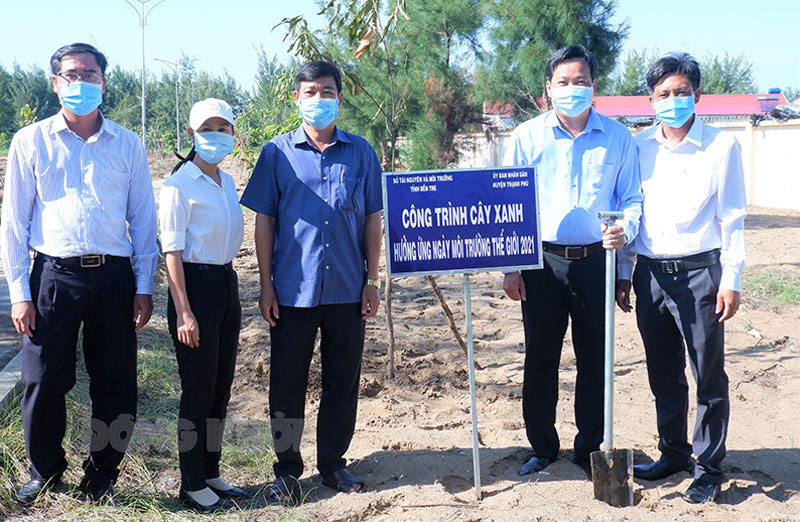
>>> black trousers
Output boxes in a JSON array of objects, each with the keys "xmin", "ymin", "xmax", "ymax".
[
  {"xmin": 268, "ymin": 303, "xmax": 364, "ymax": 479},
  {"xmin": 167, "ymin": 263, "xmax": 241, "ymax": 491},
  {"xmin": 633, "ymin": 258, "xmax": 728, "ymax": 485},
  {"xmin": 520, "ymin": 251, "xmax": 606, "ymax": 462},
  {"xmin": 22, "ymin": 254, "xmax": 137, "ymax": 482}
]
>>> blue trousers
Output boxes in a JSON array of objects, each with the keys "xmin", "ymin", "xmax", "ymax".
[{"xmin": 633, "ymin": 258, "xmax": 729, "ymax": 485}]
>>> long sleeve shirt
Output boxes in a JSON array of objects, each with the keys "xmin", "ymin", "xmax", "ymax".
[
  {"xmin": 0, "ymin": 111, "xmax": 158, "ymax": 303},
  {"xmin": 503, "ymin": 108, "xmax": 642, "ymax": 245},
  {"xmin": 618, "ymin": 118, "xmax": 747, "ymax": 291}
]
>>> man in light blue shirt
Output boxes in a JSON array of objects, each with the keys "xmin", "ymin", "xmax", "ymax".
[
  {"xmin": 502, "ymin": 45, "xmax": 642, "ymax": 477},
  {"xmin": 0, "ymin": 43, "xmax": 157, "ymax": 505}
]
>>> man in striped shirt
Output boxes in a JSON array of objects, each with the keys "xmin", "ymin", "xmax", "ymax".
[{"xmin": 0, "ymin": 43, "xmax": 158, "ymax": 505}]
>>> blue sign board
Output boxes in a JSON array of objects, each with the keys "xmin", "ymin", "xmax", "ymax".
[{"xmin": 383, "ymin": 167, "xmax": 542, "ymax": 276}]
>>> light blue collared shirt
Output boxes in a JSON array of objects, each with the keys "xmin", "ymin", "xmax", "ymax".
[
  {"xmin": 1, "ymin": 111, "xmax": 158, "ymax": 303},
  {"xmin": 503, "ymin": 108, "xmax": 642, "ymax": 245},
  {"xmin": 240, "ymin": 126, "xmax": 383, "ymax": 308}
]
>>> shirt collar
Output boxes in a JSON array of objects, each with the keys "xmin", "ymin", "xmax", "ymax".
[
  {"xmin": 544, "ymin": 107, "xmax": 604, "ymax": 135},
  {"xmin": 183, "ymin": 159, "xmax": 222, "ymax": 185},
  {"xmin": 653, "ymin": 115, "xmax": 702, "ymax": 148},
  {"xmin": 290, "ymin": 125, "xmax": 352, "ymax": 147},
  {"xmin": 50, "ymin": 110, "xmax": 116, "ymax": 138},
  {"xmin": 184, "ymin": 160, "xmax": 205, "ymax": 180}
]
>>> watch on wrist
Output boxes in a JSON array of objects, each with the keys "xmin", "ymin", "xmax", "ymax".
[{"xmin": 366, "ymin": 278, "xmax": 380, "ymax": 289}]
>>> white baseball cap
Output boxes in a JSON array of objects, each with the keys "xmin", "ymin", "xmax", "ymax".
[{"xmin": 189, "ymin": 98, "xmax": 234, "ymax": 130}]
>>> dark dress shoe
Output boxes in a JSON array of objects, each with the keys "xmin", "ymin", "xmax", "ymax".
[
  {"xmin": 17, "ymin": 476, "xmax": 60, "ymax": 505},
  {"xmin": 633, "ymin": 458, "xmax": 693, "ymax": 481},
  {"xmin": 519, "ymin": 455, "xmax": 555, "ymax": 475},
  {"xmin": 79, "ymin": 476, "xmax": 116, "ymax": 504},
  {"xmin": 683, "ymin": 478, "xmax": 721, "ymax": 503},
  {"xmin": 179, "ymin": 489, "xmax": 234, "ymax": 512},
  {"xmin": 208, "ymin": 484, "xmax": 248, "ymax": 499}
]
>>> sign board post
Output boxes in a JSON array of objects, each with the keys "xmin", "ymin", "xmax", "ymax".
[{"xmin": 383, "ymin": 166, "xmax": 542, "ymax": 499}]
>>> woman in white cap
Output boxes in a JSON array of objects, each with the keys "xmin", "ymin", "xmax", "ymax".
[{"xmin": 159, "ymin": 98, "xmax": 246, "ymax": 512}]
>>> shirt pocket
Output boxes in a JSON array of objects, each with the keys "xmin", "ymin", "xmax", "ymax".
[
  {"xmin": 581, "ymin": 162, "xmax": 615, "ymax": 206},
  {"xmin": 336, "ymin": 171, "xmax": 364, "ymax": 212},
  {"xmin": 671, "ymin": 171, "xmax": 714, "ymax": 225},
  {"xmin": 91, "ymin": 158, "xmax": 131, "ymax": 209},
  {"xmin": 34, "ymin": 165, "xmax": 66, "ymax": 202}
]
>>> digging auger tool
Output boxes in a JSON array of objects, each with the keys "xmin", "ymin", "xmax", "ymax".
[{"xmin": 590, "ymin": 211, "xmax": 634, "ymax": 507}]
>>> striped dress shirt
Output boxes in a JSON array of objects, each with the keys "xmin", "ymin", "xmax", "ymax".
[{"xmin": 0, "ymin": 111, "xmax": 158, "ymax": 303}]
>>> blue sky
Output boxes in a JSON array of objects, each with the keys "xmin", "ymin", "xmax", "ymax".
[{"xmin": 1, "ymin": 0, "xmax": 797, "ymax": 94}]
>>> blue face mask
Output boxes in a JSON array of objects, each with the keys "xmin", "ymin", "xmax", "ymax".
[
  {"xmin": 194, "ymin": 131, "xmax": 234, "ymax": 164},
  {"xmin": 550, "ymin": 85, "xmax": 593, "ymax": 117},
  {"xmin": 298, "ymin": 97, "xmax": 339, "ymax": 130},
  {"xmin": 59, "ymin": 81, "xmax": 103, "ymax": 116},
  {"xmin": 654, "ymin": 96, "xmax": 695, "ymax": 128}
]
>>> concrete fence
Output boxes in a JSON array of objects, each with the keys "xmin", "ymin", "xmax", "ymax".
[{"xmin": 453, "ymin": 120, "xmax": 800, "ymax": 211}]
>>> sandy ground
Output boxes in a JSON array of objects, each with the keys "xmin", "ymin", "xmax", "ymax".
[
  {"xmin": 3, "ymin": 154, "xmax": 799, "ymax": 521},
  {"xmin": 193, "ymin": 159, "xmax": 800, "ymax": 522}
]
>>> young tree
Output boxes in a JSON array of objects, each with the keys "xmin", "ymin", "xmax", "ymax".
[
  {"xmin": 233, "ymin": 50, "xmax": 301, "ymax": 169},
  {"xmin": 279, "ymin": 0, "xmax": 485, "ymax": 376},
  {"xmin": 279, "ymin": 0, "xmax": 414, "ymax": 170},
  {"xmin": 402, "ymin": 0, "xmax": 486, "ymax": 169},
  {"xmin": 476, "ymin": 0, "xmax": 628, "ymax": 116}
]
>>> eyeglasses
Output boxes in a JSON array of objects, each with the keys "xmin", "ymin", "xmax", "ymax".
[{"xmin": 56, "ymin": 71, "xmax": 103, "ymax": 84}]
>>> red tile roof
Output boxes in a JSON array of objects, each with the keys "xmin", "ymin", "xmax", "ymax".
[{"xmin": 593, "ymin": 94, "xmax": 790, "ymax": 117}]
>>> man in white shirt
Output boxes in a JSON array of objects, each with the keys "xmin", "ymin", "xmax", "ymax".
[
  {"xmin": 616, "ymin": 52, "xmax": 747, "ymax": 504},
  {"xmin": 0, "ymin": 43, "xmax": 158, "ymax": 504}
]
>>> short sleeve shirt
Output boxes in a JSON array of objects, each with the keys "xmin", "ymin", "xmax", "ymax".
[{"xmin": 240, "ymin": 126, "xmax": 383, "ymax": 307}]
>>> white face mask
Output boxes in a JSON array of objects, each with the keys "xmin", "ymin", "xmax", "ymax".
[
  {"xmin": 550, "ymin": 85, "xmax": 593, "ymax": 117},
  {"xmin": 298, "ymin": 97, "xmax": 339, "ymax": 129},
  {"xmin": 194, "ymin": 131, "xmax": 234, "ymax": 164}
]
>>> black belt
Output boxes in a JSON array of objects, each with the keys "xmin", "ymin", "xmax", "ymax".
[
  {"xmin": 183, "ymin": 261, "xmax": 233, "ymax": 272},
  {"xmin": 37, "ymin": 252, "xmax": 127, "ymax": 268},
  {"xmin": 542, "ymin": 241, "xmax": 603, "ymax": 260},
  {"xmin": 641, "ymin": 249, "xmax": 720, "ymax": 274}
]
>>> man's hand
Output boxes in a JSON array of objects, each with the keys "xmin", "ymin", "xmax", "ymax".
[
  {"xmin": 259, "ymin": 280, "xmax": 280, "ymax": 327},
  {"xmin": 716, "ymin": 289, "xmax": 741, "ymax": 322},
  {"xmin": 616, "ymin": 279, "xmax": 633, "ymax": 313},
  {"xmin": 601, "ymin": 223, "xmax": 626, "ymax": 250},
  {"xmin": 11, "ymin": 301, "xmax": 36, "ymax": 338},
  {"xmin": 361, "ymin": 284, "xmax": 380, "ymax": 319},
  {"xmin": 503, "ymin": 272, "xmax": 527, "ymax": 301},
  {"xmin": 177, "ymin": 310, "xmax": 200, "ymax": 348},
  {"xmin": 133, "ymin": 294, "xmax": 153, "ymax": 331}
]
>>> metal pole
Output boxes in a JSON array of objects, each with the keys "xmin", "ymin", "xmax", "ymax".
[
  {"xmin": 155, "ymin": 57, "xmax": 184, "ymax": 151},
  {"xmin": 124, "ymin": 0, "xmax": 168, "ymax": 148},
  {"xmin": 464, "ymin": 273, "xmax": 481, "ymax": 499},
  {"xmin": 602, "ymin": 241, "xmax": 615, "ymax": 452},
  {"xmin": 174, "ymin": 64, "xmax": 179, "ymax": 151},
  {"xmin": 597, "ymin": 211, "xmax": 624, "ymax": 452}
]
